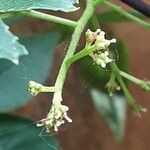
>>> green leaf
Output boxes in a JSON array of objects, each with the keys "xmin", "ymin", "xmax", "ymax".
[
  {"xmin": 91, "ymin": 89, "xmax": 127, "ymax": 141},
  {"xmin": 0, "ymin": 114, "xmax": 59, "ymax": 149},
  {"xmin": 0, "ymin": 32, "xmax": 60, "ymax": 112},
  {"xmin": 0, "ymin": 20, "xmax": 28, "ymax": 65},
  {"xmin": 4, "ymin": 16, "xmax": 23, "ymax": 25},
  {"xmin": 97, "ymin": 11, "xmax": 144, "ymax": 23},
  {"xmin": 0, "ymin": 0, "xmax": 79, "ymax": 13}
]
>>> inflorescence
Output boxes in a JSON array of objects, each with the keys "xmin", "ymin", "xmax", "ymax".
[{"xmin": 85, "ymin": 29, "xmax": 116, "ymax": 68}]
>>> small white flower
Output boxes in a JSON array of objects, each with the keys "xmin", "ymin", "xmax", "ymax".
[
  {"xmin": 64, "ymin": 113, "xmax": 73, "ymax": 123},
  {"xmin": 28, "ymin": 81, "xmax": 42, "ymax": 96},
  {"xmin": 36, "ymin": 101, "xmax": 72, "ymax": 132},
  {"xmin": 92, "ymin": 51, "xmax": 112, "ymax": 68},
  {"xmin": 95, "ymin": 30, "xmax": 116, "ymax": 50}
]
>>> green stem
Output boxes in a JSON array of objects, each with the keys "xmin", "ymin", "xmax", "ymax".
[
  {"xmin": 104, "ymin": 1, "xmax": 150, "ymax": 29},
  {"xmin": 90, "ymin": 14, "xmax": 101, "ymax": 30},
  {"xmin": 40, "ymin": 86, "xmax": 57, "ymax": 93},
  {"xmin": 111, "ymin": 62, "xmax": 150, "ymax": 91},
  {"xmin": 54, "ymin": 0, "xmax": 95, "ymax": 93},
  {"xmin": 110, "ymin": 62, "xmax": 142, "ymax": 113},
  {"xmin": 119, "ymin": 71, "xmax": 143, "ymax": 84},
  {"xmin": 20, "ymin": 10, "xmax": 77, "ymax": 28},
  {"xmin": 119, "ymin": 70, "xmax": 150, "ymax": 92},
  {"xmin": 67, "ymin": 45, "xmax": 96, "ymax": 67},
  {"xmin": 0, "ymin": 10, "xmax": 77, "ymax": 28},
  {"xmin": 116, "ymin": 74, "xmax": 142, "ymax": 113}
]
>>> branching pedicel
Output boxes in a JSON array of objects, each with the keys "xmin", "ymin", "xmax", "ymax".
[
  {"xmin": 27, "ymin": 0, "xmax": 150, "ymax": 132},
  {"xmin": 28, "ymin": 28, "xmax": 122, "ymax": 132}
]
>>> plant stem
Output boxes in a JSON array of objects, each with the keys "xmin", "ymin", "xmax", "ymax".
[
  {"xmin": 110, "ymin": 62, "xmax": 150, "ymax": 91},
  {"xmin": 116, "ymin": 74, "xmax": 141, "ymax": 113},
  {"xmin": 40, "ymin": 86, "xmax": 57, "ymax": 93},
  {"xmin": 119, "ymin": 71, "xmax": 143, "ymax": 84},
  {"xmin": 90, "ymin": 14, "xmax": 101, "ymax": 30},
  {"xmin": 67, "ymin": 45, "xmax": 95, "ymax": 66},
  {"xmin": 0, "ymin": 10, "xmax": 77, "ymax": 28},
  {"xmin": 19, "ymin": 10, "xmax": 77, "ymax": 28},
  {"xmin": 104, "ymin": 1, "xmax": 150, "ymax": 29},
  {"xmin": 54, "ymin": 0, "xmax": 95, "ymax": 93},
  {"xmin": 110, "ymin": 62, "xmax": 142, "ymax": 113}
]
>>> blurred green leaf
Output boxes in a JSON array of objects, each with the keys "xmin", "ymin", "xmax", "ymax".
[
  {"xmin": 0, "ymin": 0, "xmax": 79, "ymax": 13},
  {"xmin": 0, "ymin": 114, "xmax": 59, "ymax": 150},
  {"xmin": 0, "ymin": 20, "xmax": 28, "ymax": 65},
  {"xmin": 80, "ymin": 36, "xmax": 129, "ymax": 88},
  {"xmin": 4, "ymin": 16, "xmax": 23, "ymax": 25},
  {"xmin": 0, "ymin": 32, "xmax": 60, "ymax": 112},
  {"xmin": 91, "ymin": 89, "xmax": 127, "ymax": 140},
  {"xmin": 97, "ymin": 11, "xmax": 144, "ymax": 23}
]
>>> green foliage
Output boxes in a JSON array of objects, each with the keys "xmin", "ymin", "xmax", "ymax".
[
  {"xmin": 0, "ymin": 0, "xmax": 79, "ymax": 12},
  {"xmin": 0, "ymin": 20, "xmax": 28, "ymax": 64},
  {"xmin": 0, "ymin": 114, "xmax": 59, "ymax": 149},
  {"xmin": 0, "ymin": 32, "xmax": 60, "ymax": 112},
  {"xmin": 91, "ymin": 89, "xmax": 127, "ymax": 140}
]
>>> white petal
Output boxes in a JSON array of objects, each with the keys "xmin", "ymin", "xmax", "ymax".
[
  {"xmin": 96, "ymin": 59, "xmax": 103, "ymax": 65},
  {"xmin": 96, "ymin": 29, "xmax": 101, "ymax": 33},
  {"xmin": 105, "ymin": 57, "xmax": 112, "ymax": 63},
  {"xmin": 101, "ymin": 62, "xmax": 106, "ymax": 68},
  {"xmin": 64, "ymin": 115, "xmax": 72, "ymax": 123},
  {"xmin": 99, "ymin": 31, "xmax": 105, "ymax": 37},
  {"xmin": 54, "ymin": 125, "xmax": 58, "ymax": 132},
  {"xmin": 36, "ymin": 123, "xmax": 44, "ymax": 127},
  {"xmin": 104, "ymin": 51, "xmax": 109, "ymax": 56},
  {"xmin": 56, "ymin": 121, "xmax": 62, "ymax": 127},
  {"xmin": 60, "ymin": 120, "xmax": 65, "ymax": 124},
  {"xmin": 110, "ymin": 38, "xmax": 116, "ymax": 43}
]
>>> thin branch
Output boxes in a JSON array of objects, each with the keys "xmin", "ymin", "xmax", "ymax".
[
  {"xmin": 53, "ymin": 0, "xmax": 95, "ymax": 92},
  {"xmin": 0, "ymin": 10, "xmax": 77, "ymax": 28}
]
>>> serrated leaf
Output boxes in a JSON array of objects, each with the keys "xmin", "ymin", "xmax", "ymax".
[
  {"xmin": 91, "ymin": 89, "xmax": 127, "ymax": 140},
  {"xmin": 0, "ymin": 114, "xmax": 59, "ymax": 150},
  {"xmin": 0, "ymin": 20, "xmax": 28, "ymax": 65},
  {"xmin": 0, "ymin": 32, "xmax": 60, "ymax": 112},
  {"xmin": 0, "ymin": 0, "xmax": 79, "ymax": 13}
]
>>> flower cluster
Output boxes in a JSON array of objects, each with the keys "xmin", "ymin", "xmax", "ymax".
[
  {"xmin": 92, "ymin": 51, "xmax": 112, "ymax": 68},
  {"xmin": 36, "ymin": 101, "xmax": 72, "ymax": 132},
  {"xmin": 95, "ymin": 30, "xmax": 116, "ymax": 50},
  {"xmin": 85, "ymin": 29, "xmax": 116, "ymax": 68},
  {"xmin": 28, "ymin": 81, "xmax": 42, "ymax": 96}
]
